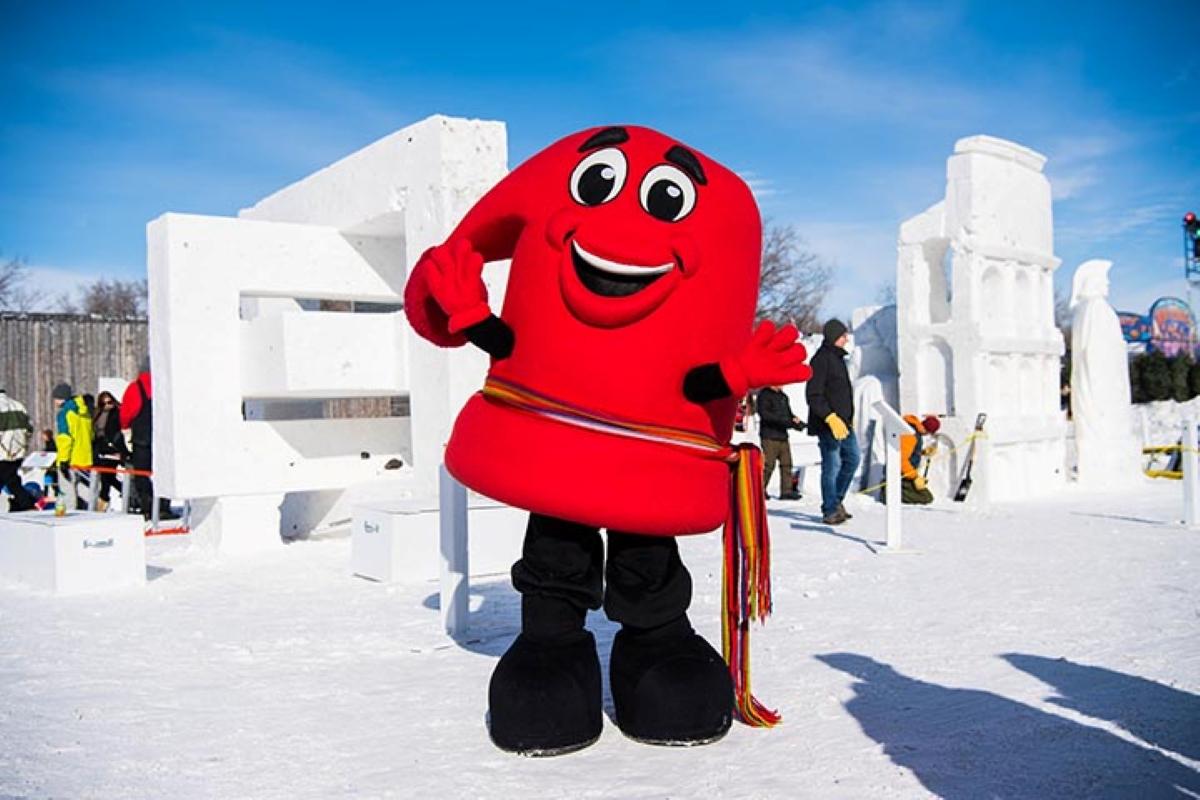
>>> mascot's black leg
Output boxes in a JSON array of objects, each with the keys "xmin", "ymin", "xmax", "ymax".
[
  {"xmin": 605, "ymin": 532, "xmax": 733, "ymax": 745},
  {"xmin": 488, "ymin": 513, "xmax": 603, "ymax": 756}
]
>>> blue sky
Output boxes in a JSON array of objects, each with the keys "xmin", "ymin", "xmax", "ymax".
[{"xmin": 2, "ymin": 1, "xmax": 1196, "ymax": 318}]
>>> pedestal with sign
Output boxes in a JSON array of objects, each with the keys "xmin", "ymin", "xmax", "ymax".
[{"xmin": 0, "ymin": 511, "xmax": 145, "ymax": 594}]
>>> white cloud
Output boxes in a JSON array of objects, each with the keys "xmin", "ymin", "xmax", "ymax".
[
  {"xmin": 736, "ymin": 170, "xmax": 780, "ymax": 200},
  {"xmin": 1057, "ymin": 202, "xmax": 1179, "ymax": 243},
  {"xmin": 12, "ymin": 264, "xmax": 120, "ymax": 313},
  {"xmin": 33, "ymin": 29, "xmax": 405, "ymax": 194},
  {"xmin": 1044, "ymin": 132, "xmax": 1127, "ymax": 202},
  {"xmin": 783, "ymin": 218, "xmax": 900, "ymax": 320},
  {"xmin": 698, "ymin": 35, "xmax": 986, "ymax": 130},
  {"xmin": 46, "ymin": 68, "xmax": 395, "ymax": 174},
  {"xmin": 1050, "ymin": 163, "xmax": 1100, "ymax": 201}
]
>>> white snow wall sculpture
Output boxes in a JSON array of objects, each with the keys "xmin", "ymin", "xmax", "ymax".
[
  {"xmin": 147, "ymin": 115, "xmax": 508, "ymax": 552},
  {"xmin": 897, "ymin": 135, "xmax": 1067, "ymax": 503}
]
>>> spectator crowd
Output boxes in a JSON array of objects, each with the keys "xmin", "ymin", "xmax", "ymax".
[{"xmin": 0, "ymin": 357, "xmax": 175, "ymax": 520}]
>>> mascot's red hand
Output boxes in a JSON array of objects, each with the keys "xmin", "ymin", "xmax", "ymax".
[
  {"xmin": 420, "ymin": 239, "xmax": 491, "ymax": 334},
  {"xmin": 719, "ymin": 320, "xmax": 812, "ymax": 397}
]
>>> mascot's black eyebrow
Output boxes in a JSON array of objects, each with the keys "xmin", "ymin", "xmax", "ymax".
[
  {"xmin": 665, "ymin": 145, "xmax": 707, "ymax": 185},
  {"xmin": 578, "ymin": 127, "xmax": 630, "ymax": 152}
]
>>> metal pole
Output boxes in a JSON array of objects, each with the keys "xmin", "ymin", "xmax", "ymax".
[
  {"xmin": 1184, "ymin": 417, "xmax": 1199, "ymax": 528},
  {"xmin": 151, "ymin": 482, "xmax": 161, "ymax": 529},
  {"xmin": 438, "ymin": 464, "xmax": 469, "ymax": 637},
  {"xmin": 885, "ymin": 429, "xmax": 902, "ymax": 550},
  {"xmin": 87, "ymin": 470, "xmax": 98, "ymax": 511}
]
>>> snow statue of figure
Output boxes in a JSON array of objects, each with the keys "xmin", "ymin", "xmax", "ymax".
[
  {"xmin": 404, "ymin": 125, "xmax": 810, "ymax": 756},
  {"xmin": 1069, "ymin": 259, "xmax": 1140, "ymax": 487}
]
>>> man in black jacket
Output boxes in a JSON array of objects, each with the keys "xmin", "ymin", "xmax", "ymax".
[
  {"xmin": 806, "ymin": 319, "xmax": 860, "ymax": 525},
  {"xmin": 757, "ymin": 386, "xmax": 804, "ymax": 499}
]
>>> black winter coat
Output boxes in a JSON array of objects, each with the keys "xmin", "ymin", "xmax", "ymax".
[
  {"xmin": 806, "ymin": 343, "xmax": 854, "ymax": 434},
  {"xmin": 93, "ymin": 407, "xmax": 130, "ymax": 461},
  {"xmin": 757, "ymin": 387, "xmax": 804, "ymax": 442}
]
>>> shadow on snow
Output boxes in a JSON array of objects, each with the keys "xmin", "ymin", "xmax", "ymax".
[
  {"xmin": 1003, "ymin": 653, "xmax": 1200, "ymax": 763},
  {"xmin": 767, "ymin": 506, "xmax": 880, "ymax": 553},
  {"xmin": 817, "ymin": 652, "xmax": 1200, "ymax": 799}
]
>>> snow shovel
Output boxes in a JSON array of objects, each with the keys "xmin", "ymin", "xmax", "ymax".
[{"xmin": 953, "ymin": 413, "xmax": 987, "ymax": 502}]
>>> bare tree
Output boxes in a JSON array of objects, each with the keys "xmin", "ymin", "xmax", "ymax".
[
  {"xmin": 0, "ymin": 256, "xmax": 36, "ymax": 312},
  {"xmin": 54, "ymin": 292, "xmax": 80, "ymax": 314},
  {"xmin": 756, "ymin": 222, "xmax": 832, "ymax": 332},
  {"xmin": 76, "ymin": 277, "xmax": 148, "ymax": 318}
]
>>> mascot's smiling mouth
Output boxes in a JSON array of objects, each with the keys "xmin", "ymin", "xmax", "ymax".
[{"xmin": 571, "ymin": 241, "xmax": 675, "ymax": 298}]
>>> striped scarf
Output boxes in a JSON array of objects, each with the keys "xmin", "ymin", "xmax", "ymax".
[{"xmin": 482, "ymin": 376, "xmax": 780, "ymax": 727}]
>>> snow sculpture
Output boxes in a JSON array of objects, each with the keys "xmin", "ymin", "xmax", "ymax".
[
  {"xmin": 1070, "ymin": 259, "xmax": 1141, "ymax": 486},
  {"xmin": 850, "ymin": 305, "xmax": 900, "ymax": 494},
  {"xmin": 148, "ymin": 115, "xmax": 509, "ymax": 552},
  {"xmin": 853, "ymin": 374, "xmax": 887, "ymax": 494},
  {"xmin": 897, "ymin": 135, "xmax": 1066, "ymax": 503},
  {"xmin": 850, "ymin": 305, "xmax": 900, "ymax": 400}
]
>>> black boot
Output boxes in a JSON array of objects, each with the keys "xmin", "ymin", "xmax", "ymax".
[
  {"xmin": 487, "ymin": 515, "xmax": 603, "ymax": 756},
  {"xmin": 158, "ymin": 498, "xmax": 180, "ymax": 521},
  {"xmin": 605, "ymin": 532, "xmax": 733, "ymax": 745}
]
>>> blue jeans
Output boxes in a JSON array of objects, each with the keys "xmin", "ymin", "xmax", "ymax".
[{"xmin": 816, "ymin": 429, "xmax": 861, "ymax": 517}]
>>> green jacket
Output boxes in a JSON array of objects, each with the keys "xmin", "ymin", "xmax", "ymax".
[{"xmin": 0, "ymin": 390, "xmax": 33, "ymax": 461}]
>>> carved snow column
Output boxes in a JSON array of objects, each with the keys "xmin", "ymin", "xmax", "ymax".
[{"xmin": 897, "ymin": 135, "xmax": 1066, "ymax": 503}]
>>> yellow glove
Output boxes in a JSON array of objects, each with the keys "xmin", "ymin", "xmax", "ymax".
[
  {"xmin": 913, "ymin": 475, "xmax": 928, "ymax": 491},
  {"xmin": 825, "ymin": 413, "xmax": 849, "ymax": 440},
  {"xmin": 922, "ymin": 444, "xmax": 939, "ymax": 457}
]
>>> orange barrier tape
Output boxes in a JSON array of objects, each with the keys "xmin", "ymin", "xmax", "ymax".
[
  {"xmin": 77, "ymin": 464, "xmax": 154, "ymax": 478},
  {"xmin": 146, "ymin": 526, "xmax": 190, "ymax": 537}
]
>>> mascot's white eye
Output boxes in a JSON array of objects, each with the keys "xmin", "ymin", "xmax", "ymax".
[
  {"xmin": 569, "ymin": 147, "xmax": 628, "ymax": 206},
  {"xmin": 639, "ymin": 165, "xmax": 697, "ymax": 222}
]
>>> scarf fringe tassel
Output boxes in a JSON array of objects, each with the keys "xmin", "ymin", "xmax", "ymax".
[{"xmin": 722, "ymin": 444, "xmax": 781, "ymax": 728}]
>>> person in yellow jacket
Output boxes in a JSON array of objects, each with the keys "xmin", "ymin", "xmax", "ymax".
[
  {"xmin": 899, "ymin": 414, "xmax": 940, "ymax": 504},
  {"xmin": 52, "ymin": 382, "xmax": 93, "ymax": 510}
]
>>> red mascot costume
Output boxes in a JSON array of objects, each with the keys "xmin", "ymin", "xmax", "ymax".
[{"xmin": 405, "ymin": 125, "xmax": 810, "ymax": 755}]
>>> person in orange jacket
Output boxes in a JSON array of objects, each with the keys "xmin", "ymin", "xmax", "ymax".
[{"xmin": 900, "ymin": 414, "xmax": 940, "ymax": 504}]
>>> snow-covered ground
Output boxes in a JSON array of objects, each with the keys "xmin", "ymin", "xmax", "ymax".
[{"xmin": 2, "ymin": 481, "xmax": 1199, "ymax": 799}]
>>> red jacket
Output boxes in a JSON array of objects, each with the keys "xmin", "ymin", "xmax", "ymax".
[{"xmin": 120, "ymin": 372, "xmax": 152, "ymax": 430}]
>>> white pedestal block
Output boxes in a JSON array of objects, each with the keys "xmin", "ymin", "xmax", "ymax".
[
  {"xmin": 189, "ymin": 495, "xmax": 284, "ymax": 556},
  {"xmin": 351, "ymin": 497, "xmax": 525, "ymax": 583},
  {"xmin": 792, "ymin": 438, "xmax": 824, "ymax": 496},
  {"xmin": 0, "ymin": 511, "xmax": 146, "ymax": 595}
]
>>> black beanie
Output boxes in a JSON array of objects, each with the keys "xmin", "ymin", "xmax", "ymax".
[
  {"xmin": 823, "ymin": 318, "xmax": 848, "ymax": 343},
  {"xmin": 52, "ymin": 382, "xmax": 73, "ymax": 400}
]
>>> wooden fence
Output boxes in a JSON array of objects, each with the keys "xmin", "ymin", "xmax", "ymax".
[
  {"xmin": 1, "ymin": 311, "xmax": 400, "ymax": 440},
  {"xmin": 0, "ymin": 313, "xmax": 148, "ymax": 435}
]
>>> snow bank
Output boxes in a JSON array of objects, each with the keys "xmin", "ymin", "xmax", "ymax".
[{"xmin": 1137, "ymin": 398, "xmax": 1200, "ymax": 448}]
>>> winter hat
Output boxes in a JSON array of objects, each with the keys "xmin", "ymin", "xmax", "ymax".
[
  {"xmin": 922, "ymin": 415, "xmax": 941, "ymax": 434},
  {"xmin": 51, "ymin": 382, "xmax": 72, "ymax": 400},
  {"xmin": 823, "ymin": 318, "xmax": 848, "ymax": 343}
]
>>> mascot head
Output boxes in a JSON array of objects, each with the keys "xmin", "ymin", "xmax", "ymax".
[{"xmin": 408, "ymin": 125, "xmax": 761, "ymax": 344}]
